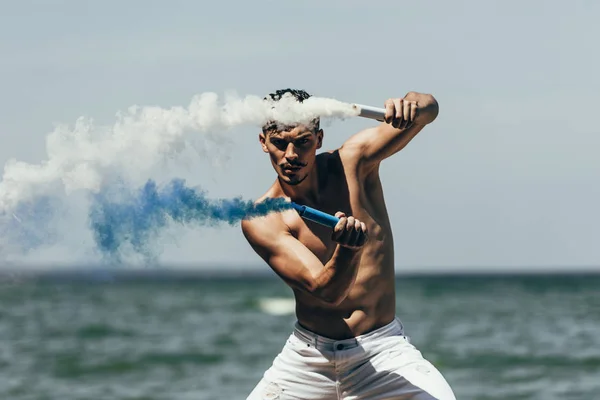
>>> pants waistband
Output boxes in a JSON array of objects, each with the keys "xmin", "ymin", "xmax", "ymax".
[{"xmin": 293, "ymin": 317, "xmax": 405, "ymax": 351}]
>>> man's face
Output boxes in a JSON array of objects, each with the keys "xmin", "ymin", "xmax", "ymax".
[{"xmin": 259, "ymin": 123, "xmax": 323, "ymax": 186}]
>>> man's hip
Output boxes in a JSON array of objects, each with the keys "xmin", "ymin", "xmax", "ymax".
[{"xmin": 246, "ymin": 318, "xmax": 457, "ymax": 399}]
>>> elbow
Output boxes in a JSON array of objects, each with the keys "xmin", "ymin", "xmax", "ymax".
[
  {"xmin": 300, "ymin": 269, "xmax": 353, "ymax": 306},
  {"xmin": 426, "ymin": 94, "xmax": 439, "ymax": 123},
  {"xmin": 422, "ymin": 93, "xmax": 439, "ymax": 125},
  {"xmin": 318, "ymin": 293, "xmax": 347, "ymax": 306},
  {"xmin": 308, "ymin": 284, "xmax": 348, "ymax": 306}
]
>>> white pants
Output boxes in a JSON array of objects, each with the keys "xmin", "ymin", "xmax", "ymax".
[{"xmin": 247, "ymin": 317, "xmax": 457, "ymax": 400}]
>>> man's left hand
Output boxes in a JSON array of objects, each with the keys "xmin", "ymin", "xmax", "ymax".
[
  {"xmin": 383, "ymin": 92, "xmax": 439, "ymax": 129},
  {"xmin": 383, "ymin": 95, "xmax": 418, "ymax": 129}
]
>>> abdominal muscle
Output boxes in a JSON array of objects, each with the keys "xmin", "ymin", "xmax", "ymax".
[{"xmin": 293, "ymin": 242, "xmax": 398, "ymax": 340}]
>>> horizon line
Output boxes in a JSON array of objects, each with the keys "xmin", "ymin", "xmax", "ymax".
[{"xmin": 1, "ymin": 264, "xmax": 599, "ymax": 284}]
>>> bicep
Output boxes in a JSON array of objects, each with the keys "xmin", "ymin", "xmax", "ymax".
[
  {"xmin": 241, "ymin": 219, "xmax": 325, "ymax": 293},
  {"xmin": 340, "ymin": 123, "xmax": 425, "ymax": 166}
]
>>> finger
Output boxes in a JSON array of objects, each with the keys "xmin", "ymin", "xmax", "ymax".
[
  {"xmin": 335, "ymin": 211, "xmax": 346, "ymax": 218},
  {"xmin": 355, "ymin": 234, "xmax": 365, "ymax": 247},
  {"xmin": 398, "ymin": 101, "xmax": 409, "ymax": 129},
  {"xmin": 335, "ymin": 216, "xmax": 354, "ymax": 244},
  {"xmin": 351, "ymin": 219, "xmax": 362, "ymax": 245},
  {"xmin": 356, "ymin": 222, "xmax": 367, "ymax": 246},
  {"xmin": 402, "ymin": 100, "xmax": 412, "ymax": 127},
  {"xmin": 346, "ymin": 216, "xmax": 355, "ymax": 231},
  {"xmin": 393, "ymin": 99, "xmax": 403, "ymax": 128},
  {"xmin": 410, "ymin": 101, "xmax": 417, "ymax": 122},
  {"xmin": 344, "ymin": 218, "xmax": 361, "ymax": 246},
  {"xmin": 332, "ymin": 217, "xmax": 347, "ymax": 240},
  {"xmin": 384, "ymin": 99, "xmax": 394, "ymax": 124},
  {"xmin": 337, "ymin": 226, "xmax": 352, "ymax": 245},
  {"xmin": 395, "ymin": 99, "xmax": 403, "ymax": 120}
]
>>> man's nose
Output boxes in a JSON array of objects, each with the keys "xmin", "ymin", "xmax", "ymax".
[{"xmin": 284, "ymin": 143, "xmax": 298, "ymax": 160}]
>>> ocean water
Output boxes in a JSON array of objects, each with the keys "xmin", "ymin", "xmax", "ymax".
[{"xmin": 0, "ymin": 272, "xmax": 599, "ymax": 400}]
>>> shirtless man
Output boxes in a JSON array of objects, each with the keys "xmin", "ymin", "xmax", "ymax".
[{"xmin": 242, "ymin": 89, "xmax": 456, "ymax": 400}]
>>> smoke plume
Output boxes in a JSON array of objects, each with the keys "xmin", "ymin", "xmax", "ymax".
[{"xmin": 0, "ymin": 91, "xmax": 357, "ymax": 265}]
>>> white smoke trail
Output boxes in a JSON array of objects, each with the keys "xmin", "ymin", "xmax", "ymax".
[
  {"xmin": 0, "ymin": 91, "xmax": 356, "ymax": 211},
  {"xmin": 0, "ymin": 90, "xmax": 358, "ymax": 265}
]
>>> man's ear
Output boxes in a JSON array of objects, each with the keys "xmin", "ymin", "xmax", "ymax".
[
  {"xmin": 316, "ymin": 129, "xmax": 324, "ymax": 149},
  {"xmin": 259, "ymin": 132, "xmax": 268, "ymax": 153}
]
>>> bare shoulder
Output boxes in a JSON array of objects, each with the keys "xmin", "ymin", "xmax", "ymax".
[
  {"xmin": 321, "ymin": 139, "xmax": 380, "ymax": 181},
  {"xmin": 240, "ymin": 187, "xmax": 297, "ymax": 254},
  {"xmin": 240, "ymin": 191, "xmax": 325, "ymax": 292},
  {"xmin": 241, "ymin": 207, "xmax": 285, "ymax": 239}
]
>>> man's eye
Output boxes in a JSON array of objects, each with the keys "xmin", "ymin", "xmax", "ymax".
[{"xmin": 296, "ymin": 139, "xmax": 309, "ymax": 145}]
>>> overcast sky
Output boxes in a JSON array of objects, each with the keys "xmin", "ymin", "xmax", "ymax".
[{"xmin": 0, "ymin": 1, "xmax": 598, "ymax": 273}]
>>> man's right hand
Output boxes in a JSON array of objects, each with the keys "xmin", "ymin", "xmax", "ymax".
[{"xmin": 331, "ymin": 212, "xmax": 368, "ymax": 249}]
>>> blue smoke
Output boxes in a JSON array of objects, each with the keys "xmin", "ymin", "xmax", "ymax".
[{"xmin": 89, "ymin": 178, "xmax": 291, "ymax": 260}]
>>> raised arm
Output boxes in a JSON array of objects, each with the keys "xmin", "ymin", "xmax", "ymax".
[
  {"xmin": 342, "ymin": 91, "xmax": 439, "ymax": 166},
  {"xmin": 241, "ymin": 212, "xmax": 367, "ymax": 306}
]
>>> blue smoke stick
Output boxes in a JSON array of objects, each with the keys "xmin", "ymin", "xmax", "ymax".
[{"xmin": 291, "ymin": 202, "xmax": 340, "ymax": 228}]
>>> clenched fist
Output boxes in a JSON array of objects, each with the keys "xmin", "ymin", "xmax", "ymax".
[
  {"xmin": 331, "ymin": 212, "xmax": 368, "ymax": 249},
  {"xmin": 383, "ymin": 96, "xmax": 418, "ymax": 129},
  {"xmin": 383, "ymin": 92, "xmax": 439, "ymax": 129}
]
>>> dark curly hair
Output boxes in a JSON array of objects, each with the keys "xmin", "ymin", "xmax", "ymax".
[
  {"xmin": 265, "ymin": 88, "xmax": 312, "ymax": 103},
  {"xmin": 262, "ymin": 88, "xmax": 320, "ymax": 133}
]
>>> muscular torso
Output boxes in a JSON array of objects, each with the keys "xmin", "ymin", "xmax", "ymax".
[{"xmin": 278, "ymin": 150, "xmax": 396, "ymax": 339}]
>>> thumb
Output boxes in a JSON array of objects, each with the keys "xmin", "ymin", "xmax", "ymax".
[{"xmin": 335, "ymin": 211, "xmax": 346, "ymax": 218}]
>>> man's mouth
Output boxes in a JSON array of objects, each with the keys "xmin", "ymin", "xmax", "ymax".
[{"xmin": 281, "ymin": 164, "xmax": 303, "ymax": 172}]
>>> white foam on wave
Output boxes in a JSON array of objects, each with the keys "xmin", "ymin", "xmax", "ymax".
[{"xmin": 258, "ymin": 297, "xmax": 296, "ymax": 316}]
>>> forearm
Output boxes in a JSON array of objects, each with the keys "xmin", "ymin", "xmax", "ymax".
[
  {"xmin": 311, "ymin": 245, "xmax": 362, "ymax": 305},
  {"xmin": 342, "ymin": 92, "xmax": 439, "ymax": 165}
]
